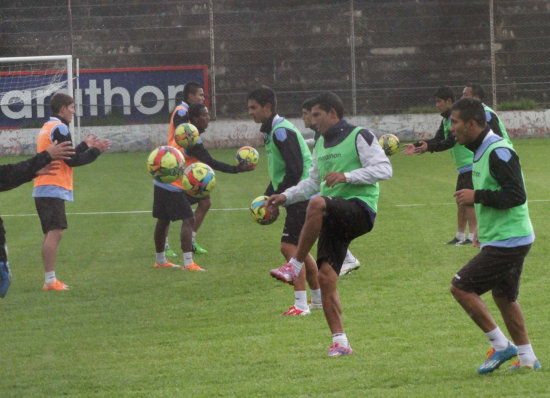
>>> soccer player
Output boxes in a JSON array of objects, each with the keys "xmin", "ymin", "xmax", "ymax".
[
  {"xmin": 461, "ymin": 83, "xmax": 512, "ymax": 144},
  {"xmin": 248, "ymin": 87, "xmax": 321, "ymax": 316},
  {"xmin": 33, "ymin": 93, "xmax": 111, "ymax": 291},
  {"xmin": 450, "ymin": 98, "xmax": 540, "ymax": 372},
  {"xmin": 267, "ymin": 92, "xmax": 392, "ymax": 355},
  {"xmin": 300, "ymin": 98, "xmax": 360, "ymax": 276},
  {"xmin": 164, "ymin": 81, "xmax": 206, "ymax": 257},
  {"xmin": 0, "ymin": 141, "xmax": 75, "ymax": 298},
  {"xmin": 152, "ymin": 82, "xmax": 206, "ymax": 271},
  {"xmin": 177, "ymin": 103, "xmax": 254, "ymax": 251},
  {"xmin": 403, "ymin": 86, "xmax": 477, "ymax": 246}
]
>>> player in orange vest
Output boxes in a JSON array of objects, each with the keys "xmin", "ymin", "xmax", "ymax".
[
  {"xmin": 153, "ymin": 82, "xmax": 207, "ymax": 270},
  {"xmin": 33, "ymin": 93, "xmax": 111, "ymax": 291},
  {"xmin": 0, "ymin": 140, "xmax": 75, "ymax": 298}
]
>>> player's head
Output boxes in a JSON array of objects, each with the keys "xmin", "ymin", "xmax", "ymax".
[
  {"xmin": 462, "ymin": 83, "xmax": 485, "ymax": 101},
  {"xmin": 301, "ymin": 97, "xmax": 316, "ymax": 128},
  {"xmin": 50, "ymin": 92, "xmax": 75, "ymax": 123},
  {"xmin": 183, "ymin": 81, "xmax": 205, "ymax": 104},
  {"xmin": 188, "ymin": 103, "xmax": 209, "ymax": 133},
  {"xmin": 450, "ymin": 98, "xmax": 486, "ymax": 145},
  {"xmin": 309, "ymin": 92, "xmax": 344, "ymax": 134},
  {"xmin": 247, "ymin": 87, "xmax": 276, "ymax": 124},
  {"xmin": 434, "ymin": 86, "xmax": 454, "ymax": 113}
]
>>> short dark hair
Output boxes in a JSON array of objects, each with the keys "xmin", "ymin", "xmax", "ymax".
[
  {"xmin": 301, "ymin": 97, "xmax": 316, "ymax": 111},
  {"xmin": 465, "ymin": 83, "xmax": 485, "ymax": 101},
  {"xmin": 188, "ymin": 103, "xmax": 207, "ymax": 122},
  {"xmin": 247, "ymin": 87, "xmax": 277, "ymax": 112},
  {"xmin": 50, "ymin": 92, "xmax": 74, "ymax": 114},
  {"xmin": 451, "ymin": 98, "xmax": 486, "ymax": 127},
  {"xmin": 433, "ymin": 86, "xmax": 455, "ymax": 102},
  {"xmin": 311, "ymin": 91, "xmax": 344, "ymax": 119},
  {"xmin": 183, "ymin": 81, "xmax": 203, "ymax": 103}
]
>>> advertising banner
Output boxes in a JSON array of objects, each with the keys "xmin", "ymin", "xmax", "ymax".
[{"xmin": 0, "ymin": 65, "xmax": 208, "ymax": 128}]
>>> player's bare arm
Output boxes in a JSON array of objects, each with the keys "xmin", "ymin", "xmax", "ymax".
[{"xmin": 454, "ymin": 189, "xmax": 475, "ymax": 206}]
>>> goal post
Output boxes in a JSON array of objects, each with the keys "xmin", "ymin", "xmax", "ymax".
[{"xmin": 0, "ymin": 55, "xmax": 78, "ymax": 142}]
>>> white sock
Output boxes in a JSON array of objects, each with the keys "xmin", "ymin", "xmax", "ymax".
[
  {"xmin": 294, "ymin": 290, "xmax": 308, "ymax": 310},
  {"xmin": 517, "ymin": 343, "xmax": 537, "ymax": 366},
  {"xmin": 485, "ymin": 326, "xmax": 509, "ymax": 351},
  {"xmin": 456, "ymin": 232, "xmax": 466, "ymax": 241},
  {"xmin": 183, "ymin": 252, "xmax": 193, "ymax": 267},
  {"xmin": 332, "ymin": 333, "xmax": 349, "ymax": 347},
  {"xmin": 310, "ymin": 289, "xmax": 322, "ymax": 305},
  {"xmin": 468, "ymin": 233, "xmax": 474, "ymax": 241},
  {"xmin": 192, "ymin": 231, "xmax": 197, "ymax": 243},
  {"xmin": 156, "ymin": 252, "xmax": 167, "ymax": 265},
  {"xmin": 45, "ymin": 271, "xmax": 56, "ymax": 285},
  {"xmin": 164, "ymin": 237, "xmax": 170, "ymax": 250},
  {"xmin": 289, "ymin": 257, "xmax": 304, "ymax": 275}
]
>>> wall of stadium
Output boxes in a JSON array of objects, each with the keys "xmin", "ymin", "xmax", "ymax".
[{"xmin": 1, "ymin": 109, "xmax": 549, "ymax": 156}]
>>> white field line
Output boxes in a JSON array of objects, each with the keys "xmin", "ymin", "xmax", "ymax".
[{"xmin": 1, "ymin": 199, "xmax": 548, "ymax": 217}]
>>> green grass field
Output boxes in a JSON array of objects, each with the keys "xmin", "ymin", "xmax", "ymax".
[{"xmin": 1, "ymin": 139, "xmax": 549, "ymax": 397}]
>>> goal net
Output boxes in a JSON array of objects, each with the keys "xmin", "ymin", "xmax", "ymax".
[{"xmin": 0, "ymin": 55, "xmax": 73, "ymax": 131}]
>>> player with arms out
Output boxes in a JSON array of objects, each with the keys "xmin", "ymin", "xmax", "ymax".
[
  {"xmin": 403, "ymin": 86, "xmax": 477, "ymax": 246},
  {"xmin": 0, "ymin": 140, "xmax": 75, "ymax": 298},
  {"xmin": 267, "ymin": 92, "xmax": 392, "ymax": 355},
  {"xmin": 178, "ymin": 102, "xmax": 255, "ymax": 249},
  {"xmin": 33, "ymin": 92, "xmax": 111, "ymax": 291},
  {"xmin": 450, "ymin": 98, "xmax": 540, "ymax": 373},
  {"xmin": 248, "ymin": 87, "xmax": 321, "ymax": 316}
]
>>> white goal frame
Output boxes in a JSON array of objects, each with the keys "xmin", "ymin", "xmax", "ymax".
[{"xmin": 0, "ymin": 55, "xmax": 78, "ymax": 141}]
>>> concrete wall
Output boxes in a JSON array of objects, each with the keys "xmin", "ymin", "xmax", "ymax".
[{"xmin": 2, "ymin": 109, "xmax": 549, "ymax": 156}]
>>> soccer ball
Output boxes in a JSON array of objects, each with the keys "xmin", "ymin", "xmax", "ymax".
[
  {"xmin": 250, "ymin": 195, "xmax": 276, "ymax": 225},
  {"xmin": 235, "ymin": 146, "xmax": 259, "ymax": 167},
  {"xmin": 181, "ymin": 162, "xmax": 216, "ymax": 198},
  {"xmin": 379, "ymin": 133, "xmax": 400, "ymax": 156},
  {"xmin": 175, "ymin": 123, "xmax": 200, "ymax": 149},
  {"xmin": 146, "ymin": 145, "xmax": 184, "ymax": 183}
]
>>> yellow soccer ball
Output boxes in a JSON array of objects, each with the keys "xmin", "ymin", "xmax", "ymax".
[
  {"xmin": 146, "ymin": 146, "xmax": 184, "ymax": 183},
  {"xmin": 379, "ymin": 133, "xmax": 400, "ymax": 156},
  {"xmin": 175, "ymin": 123, "xmax": 200, "ymax": 149},
  {"xmin": 235, "ymin": 146, "xmax": 259, "ymax": 168},
  {"xmin": 181, "ymin": 162, "xmax": 216, "ymax": 198}
]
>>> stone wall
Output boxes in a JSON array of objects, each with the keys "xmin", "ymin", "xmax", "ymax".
[{"xmin": 2, "ymin": 109, "xmax": 548, "ymax": 156}]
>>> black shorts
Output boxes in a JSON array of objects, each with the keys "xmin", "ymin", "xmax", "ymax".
[
  {"xmin": 281, "ymin": 201, "xmax": 308, "ymax": 245},
  {"xmin": 451, "ymin": 244, "xmax": 531, "ymax": 302},
  {"xmin": 317, "ymin": 197, "xmax": 375, "ymax": 274},
  {"xmin": 35, "ymin": 197, "xmax": 67, "ymax": 234},
  {"xmin": 152, "ymin": 185, "xmax": 194, "ymax": 221},
  {"xmin": 456, "ymin": 171, "xmax": 474, "ymax": 191}
]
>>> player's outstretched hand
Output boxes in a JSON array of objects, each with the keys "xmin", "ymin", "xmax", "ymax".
[
  {"xmin": 46, "ymin": 140, "xmax": 75, "ymax": 160},
  {"xmin": 237, "ymin": 163, "xmax": 255, "ymax": 172},
  {"xmin": 266, "ymin": 194, "xmax": 287, "ymax": 211},
  {"xmin": 94, "ymin": 138, "xmax": 111, "ymax": 153},
  {"xmin": 36, "ymin": 161, "xmax": 61, "ymax": 176},
  {"xmin": 402, "ymin": 143, "xmax": 417, "ymax": 155}
]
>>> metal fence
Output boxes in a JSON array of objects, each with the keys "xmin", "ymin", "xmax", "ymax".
[{"xmin": 1, "ymin": 0, "xmax": 549, "ymax": 121}]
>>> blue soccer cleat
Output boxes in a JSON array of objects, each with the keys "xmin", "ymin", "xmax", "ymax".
[
  {"xmin": 478, "ymin": 342, "xmax": 518, "ymax": 374},
  {"xmin": 0, "ymin": 261, "xmax": 12, "ymax": 298}
]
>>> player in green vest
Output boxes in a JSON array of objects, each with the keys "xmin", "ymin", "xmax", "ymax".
[
  {"xmin": 403, "ymin": 86, "xmax": 477, "ymax": 246},
  {"xmin": 247, "ymin": 87, "xmax": 321, "ymax": 316},
  {"xmin": 450, "ymin": 98, "xmax": 540, "ymax": 373},
  {"xmin": 301, "ymin": 97, "xmax": 361, "ymax": 276},
  {"xmin": 461, "ymin": 83, "xmax": 512, "ymax": 145},
  {"xmin": 267, "ymin": 92, "xmax": 392, "ymax": 356}
]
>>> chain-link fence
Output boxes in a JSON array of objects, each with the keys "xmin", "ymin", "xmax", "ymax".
[{"xmin": 1, "ymin": 0, "xmax": 549, "ymax": 122}]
